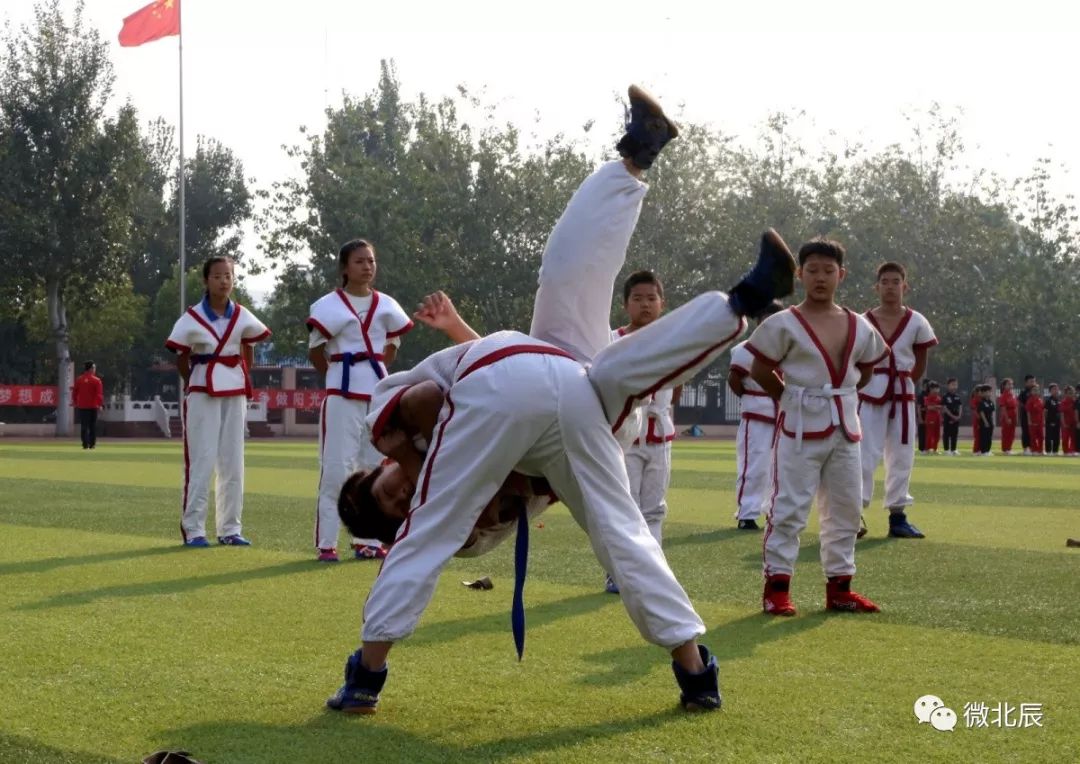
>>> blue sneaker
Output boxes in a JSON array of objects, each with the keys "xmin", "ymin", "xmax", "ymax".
[
  {"xmin": 604, "ymin": 575, "xmax": 620, "ymax": 595},
  {"xmin": 728, "ymin": 229, "xmax": 797, "ymax": 319},
  {"xmin": 326, "ymin": 649, "xmax": 388, "ymax": 715},
  {"xmin": 184, "ymin": 536, "xmax": 210, "ymax": 548},
  {"xmin": 672, "ymin": 645, "xmax": 722, "ymax": 711},
  {"xmin": 615, "ymin": 84, "xmax": 678, "ymax": 170},
  {"xmin": 217, "ymin": 534, "xmax": 252, "ymax": 546},
  {"xmin": 888, "ymin": 518, "xmax": 925, "ymax": 539}
]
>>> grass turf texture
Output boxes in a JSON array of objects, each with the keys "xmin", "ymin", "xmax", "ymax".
[{"xmin": 1, "ymin": 440, "xmax": 1077, "ymax": 764}]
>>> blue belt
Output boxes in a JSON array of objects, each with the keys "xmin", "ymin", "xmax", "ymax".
[
  {"xmin": 512, "ymin": 506, "xmax": 529, "ymax": 661},
  {"xmin": 330, "ymin": 351, "xmax": 385, "ymax": 392}
]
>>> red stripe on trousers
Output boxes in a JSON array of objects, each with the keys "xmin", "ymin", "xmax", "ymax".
[
  {"xmin": 314, "ymin": 396, "xmax": 328, "ymax": 547},
  {"xmin": 760, "ymin": 413, "xmax": 784, "ymax": 577},
  {"xmin": 180, "ymin": 397, "xmax": 190, "ymax": 542}
]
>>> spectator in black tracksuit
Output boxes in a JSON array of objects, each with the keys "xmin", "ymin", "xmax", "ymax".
[
  {"xmin": 976, "ymin": 385, "xmax": 996, "ymax": 455},
  {"xmin": 916, "ymin": 378, "xmax": 931, "ymax": 454},
  {"xmin": 1018, "ymin": 374, "xmax": 1036, "ymax": 454},
  {"xmin": 1045, "ymin": 383, "xmax": 1062, "ymax": 455},
  {"xmin": 941, "ymin": 378, "xmax": 963, "ymax": 455}
]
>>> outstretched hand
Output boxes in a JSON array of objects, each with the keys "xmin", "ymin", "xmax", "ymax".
[{"xmin": 414, "ymin": 291, "xmax": 481, "ymax": 343}]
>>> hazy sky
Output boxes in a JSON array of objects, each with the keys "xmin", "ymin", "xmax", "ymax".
[{"xmin": 5, "ymin": 0, "xmax": 1079, "ymax": 301}]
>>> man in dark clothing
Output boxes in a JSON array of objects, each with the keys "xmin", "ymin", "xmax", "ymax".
[
  {"xmin": 941, "ymin": 377, "xmax": 963, "ymax": 455},
  {"xmin": 916, "ymin": 379, "xmax": 931, "ymax": 454},
  {"xmin": 72, "ymin": 361, "xmax": 104, "ymax": 449},
  {"xmin": 1017, "ymin": 374, "xmax": 1036, "ymax": 454},
  {"xmin": 1045, "ymin": 383, "xmax": 1062, "ymax": 455}
]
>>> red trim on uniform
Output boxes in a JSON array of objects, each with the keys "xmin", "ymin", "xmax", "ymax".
[
  {"xmin": 457, "ymin": 345, "xmax": 574, "ymax": 381},
  {"xmin": 912, "ymin": 338, "xmax": 939, "ymax": 350},
  {"xmin": 336, "ymin": 288, "xmax": 386, "ymax": 384},
  {"xmin": 742, "ymin": 412, "xmax": 778, "ymax": 424},
  {"xmin": 745, "ymin": 343, "xmax": 780, "ymax": 367},
  {"xmin": 183, "ymin": 385, "xmax": 248, "ymax": 397},
  {"xmin": 761, "ymin": 412, "xmax": 784, "ymax": 577},
  {"xmin": 165, "ymin": 339, "xmax": 190, "ymax": 354},
  {"xmin": 856, "ymin": 348, "xmax": 890, "ymax": 369},
  {"xmin": 865, "ymin": 307, "xmax": 913, "ymax": 347},
  {"xmin": 386, "ymin": 320, "xmax": 414, "ymax": 339},
  {"xmin": 306, "ymin": 317, "xmax": 332, "ymax": 339},
  {"xmin": 180, "ymin": 397, "xmax": 190, "ymax": 543},
  {"xmin": 730, "ymin": 364, "xmax": 750, "ymax": 377},
  {"xmin": 736, "ymin": 420, "xmax": 750, "ymax": 509},
  {"xmin": 370, "ymin": 385, "xmax": 413, "ymax": 443},
  {"xmin": 185, "ymin": 304, "xmax": 244, "ymax": 396},
  {"xmin": 242, "ymin": 328, "xmax": 272, "ymax": 344},
  {"xmin": 324, "ymin": 390, "xmax": 373, "ymax": 402},
  {"xmin": 742, "ymin": 389, "xmax": 773, "ymax": 398},
  {"xmin": 397, "ymin": 392, "xmax": 457, "ymax": 544},
  {"xmin": 611, "ymin": 317, "xmax": 748, "ymax": 433},
  {"xmin": 315, "ymin": 396, "xmax": 328, "ymax": 548},
  {"xmin": 789, "ymin": 306, "xmax": 855, "ymax": 388}
]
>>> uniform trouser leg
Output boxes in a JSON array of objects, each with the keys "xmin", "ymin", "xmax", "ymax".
[
  {"xmin": 815, "ymin": 437, "xmax": 862, "ymax": 577},
  {"xmin": 917, "ymin": 423, "xmax": 926, "ymax": 452},
  {"xmin": 315, "ymin": 396, "xmax": 370, "ymax": 549},
  {"xmin": 1001, "ymin": 423, "xmax": 1015, "ymax": 452},
  {"xmin": 589, "ymin": 292, "xmax": 746, "ymax": 430},
  {"xmin": 87, "ymin": 409, "xmax": 98, "ymax": 447},
  {"xmin": 214, "ymin": 395, "xmax": 247, "ymax": 538},
  {"xmin": 1029, "ymin": 425, "xmax": 1043, "ymax": 453},
  {"xmin": 1020, "ymin": 413, "xmax": 1030, "ymax": 448},
  {"xmin": 530, "ymin": 160, "xmax": 647, "ymax": 364},
  {"xmin": 361, "ymin": 359, "xmax": 558, "ymax": 643},
  {"xmin": 881, "ymin": 402, "xmax": 916, "ymax": 510},
  {"xmin": 926, "ymin": 422, "xmax": 941, "ymax": 451},
  {"xmin": 763, "ymin": 432, "xmax": 825, "ymax": 577},
  {"xmin": 858, "ymin": 403, "xmax": 888, "ymax": 509},
  {"xmin": 943, "ymin": 421, "xmax": 959, "ymax": 452},
  {"xmin": 980, "ymin": 424, "xmax": 995, "ymax": 453},
  {"xmin": 632, "ymin": 443, "xmax": 670, "ymax": 545},
  {"xmin": 1046, "ymin": 426, "xmax": 1060, "ymax": 454},
  {"xmin": 181, "ymin": 393, "xmax": 220, "ymax": 541},
  {"xmin": 736, "ymin": 418, "xmax": 775, "ymax": 521},
  {"xmin": 78, "ymin": 409, "xmax": 93, "ymax": 447},
  {"xmin": 540, "ymin": 370, "xmax": 705, "ymax": 649}
]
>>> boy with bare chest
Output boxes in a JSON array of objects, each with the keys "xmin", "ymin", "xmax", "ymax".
[{"xmin": 747, "ymin": 238, "xmax": 888, "ymax": 616}]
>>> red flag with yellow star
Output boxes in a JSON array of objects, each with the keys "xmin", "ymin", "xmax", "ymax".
[{"xmin": 118, "ymin": 0, "xmax": 180, "ymax": 47}]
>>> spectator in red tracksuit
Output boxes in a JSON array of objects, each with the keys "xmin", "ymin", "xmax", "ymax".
[
  {"xmin": 1061, "ymin": 386, "xmax": 1077, "ymax": 455},
  {"xmin": 72, "ymin": 361, "xmax": 104, "ymax": 449},
  {"xmin": 1025, "ymin": 385, "xmax": 1045, "ymax": 455},
  {"xmin": 923, "ymin": 381, "xmax": 943, "ymax": 453},
  {"xmin": 970, "ymin": 389, "xmax": 982, "ymax": 453},
  {"xmin": 997, "ymin": 378, "xmax": 1019, "ymax": 454}
]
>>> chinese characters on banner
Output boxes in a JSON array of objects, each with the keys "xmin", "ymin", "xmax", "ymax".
[
  {"xmin": 253, "ymin": 389, "xmax": 327, "ymax": 410},
  {"xmin": 0, "ymin": 385, "xmax": 58, "ymax": 407}
]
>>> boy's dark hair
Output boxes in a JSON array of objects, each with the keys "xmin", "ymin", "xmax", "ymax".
[
  {"xmin": 797, "ymin": 237, "xmax": 845, "ymax": 267},
  {"xmin": 201, "ymin": 256, "xmax": 234, "ymax": 279},
  {"xmin": 84, "ymin": 361, "xmax": 95, "ymax": 371},
  {"xmin": 1024, "ymin": 374, "xmax": 1035, "ymax": 382},
  {"xmin": 1048, "ymin": 383, "xmax": 1059, "ymax": 391},
  {"xmin": 339, "ymin": 238, "xmax": 375, "ymax": 287},
  {"xmin": 622, "ymin": 270, "xmax": 664, "ymax": 303},
  {"xmin": 876, "ymin": 262, "xmax": 907, "ymax": 281},
  {"xmin": 337, "ymin": 467, "xmax": 402, "ymax": 545},
  {"xmin": 946, "ymin": 377, "xmax": 958, "ymax": 384},
  {"xmin": 928, "ymin": 380, "xmax": 940, "ymax": 390}
]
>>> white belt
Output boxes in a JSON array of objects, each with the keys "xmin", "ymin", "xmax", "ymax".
[{"xmin": 783, "ymin": 384, "xmax": 857, "ymax": 450}]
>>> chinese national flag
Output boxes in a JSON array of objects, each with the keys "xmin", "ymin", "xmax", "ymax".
[{"xmin": 118, "ymin": 0, "xmax": 180, "ymax": 47}]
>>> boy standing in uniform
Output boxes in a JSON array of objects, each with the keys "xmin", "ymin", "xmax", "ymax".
[
  {"xmin": 728, "ymin": 339, "xmax": 778, "ymax": 531},
  {"xmin": 1044, "ymin": 383, "xmax": 1062, "ymax": 455},
  {"xmin": 748, "ymin": 238, "xmax": 888, "ymax": 616},
  {"xmin": 857, "ymin": 263, "xmax": 937, "ymax": 539},
  {"xmin": 941, "ymin": 378, "xmax": 962, "ymax": 455},
  {"xmin": 976, "ymin": 385, "xmax": 995, "ymax": 455}
]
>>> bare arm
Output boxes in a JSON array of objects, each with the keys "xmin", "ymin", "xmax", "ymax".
[
  {"xmin": 413, "ymin": 291, "xmax": 481, "ymax": 343},
  {"xmin": 727, "ymin": 370, "xmax": 746, "ymax": 397},
  {"xmin": 857, "ymin": 365, "xmax": 874, "ymax": 390},
  {"xmin": 382, "ymin": 343, "xmax": 398, "ymax": 368},
  {"xmin": 243, "ymin": 343, "xmax": 255, "ymax": 372},
  {"xmin": 911, "ymin": 346, "xmax": 929, "ymax": 384},
  {"xmin": 308, "ymin": 345, "xmax": 328, "ymax": 375},
  {"xmin": 750, "ymin": 357, "xmax": 784, "ymax": 400},
  {"xmin": 176, "ymin": 351, "xmax": 191, "ymax": 384}
]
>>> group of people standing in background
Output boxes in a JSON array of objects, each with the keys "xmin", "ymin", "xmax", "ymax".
[{"xmin": 914, "ymin": 375, "xmax": 1079, "ymax": 456}]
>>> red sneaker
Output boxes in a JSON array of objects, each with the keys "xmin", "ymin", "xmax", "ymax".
[
  {"xmin": 353, "ymin": 544, "xmax": 388, "ymax": 560},
  {"xmin": 763, "ymin": 574, "xmax": 797, "ymax": 616},
  {"xmin": 826, "ymin": 576, "xmax": 880, "ymax": 612}
]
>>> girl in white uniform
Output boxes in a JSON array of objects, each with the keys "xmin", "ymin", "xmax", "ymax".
[
  {"xmin": 728, "ymin": 340, "xmax": 778, "ymax": 530},
  {"xmin": 165, "ymin": 256, "xmax": 271, "ymax": 547},
  {"xmin": 307, "ymin": 239, "xmax": 413, "ymax": 562}
]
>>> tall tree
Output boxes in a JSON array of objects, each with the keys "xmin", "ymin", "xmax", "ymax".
[{"xmin": 0, "ymin": 0, "xmax": 144, "ymax": 433}]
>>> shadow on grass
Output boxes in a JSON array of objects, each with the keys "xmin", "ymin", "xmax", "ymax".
[
  {"xmin": 0, "ymin": 545, "xmax": 188, "ymax": 576},
  {"xmin": 15, "ymin": 559, "xmax": 325, "ymax": 612},
  {"xmin": 0, "ymin": 732, "xmax": 126, "ymax": 764},
  {"xmin": 739, "ymin": 535, "xmax": 894, "ymax": 566},
  {"xmin": 578, "ymin": 610, "xmax": 832, "ymax": 687},
  {"xmin": 408, "ymin": 591, "xmax": 611, "ymax": 647},
  {"xmin": 159, "ymin": 707, "xmax": 691, "ymax": 763},
  {"xmin": 663, "ymin": 527, "xmax": 747, "ymax": 549}
]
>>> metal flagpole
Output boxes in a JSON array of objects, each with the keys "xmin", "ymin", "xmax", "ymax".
[{"xmin": 178, "ymin": 1, "xmax": 186, "ymax": 312}]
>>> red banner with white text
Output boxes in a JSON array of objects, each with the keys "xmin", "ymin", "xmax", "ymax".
[
  {"xmin": 0, "ymin": 385, "xmax": 59, "ymax": 407},
  {"xmin": 253, "ymin": 389, "xmax": 327, "ymax": 410}
]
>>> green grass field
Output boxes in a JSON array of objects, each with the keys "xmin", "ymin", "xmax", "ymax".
[{"xmin": 1, "ymin": 439, "xmax": 1077, "ymax": 764}]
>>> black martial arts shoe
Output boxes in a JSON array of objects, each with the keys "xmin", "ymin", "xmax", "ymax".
[
  {"xmin": 616, "ymin": 84, "xmax": 679, "ymax": 170},
  {"xmin": 326, "ymin": 649, "xmax": 388, "ymax": 715},
  {"xmin": 672, "ymin": 645, "xmax": 721, "ymax": 711},
  {"xmin": 737, "ymin": 519, "xmax": 760, "ymax": 531},
  {"xmin": 728, "ymin": 229, "xmax": 797, "ymax": 319}
]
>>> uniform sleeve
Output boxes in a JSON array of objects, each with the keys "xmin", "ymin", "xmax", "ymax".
[
  {"xmin": 308, "ymin": 328, "xmax": 328, "ymax": 349},
  {"xmin": 380, "ymin": 294, "xmax": 415, "ymax": 340},
  {"xmin": 912, "ymin": 312, "xmax": 938, "ymax": 350},
  {"xmin": 744, "ymin": 314, "xmax": 790, "ymax": 366},
  {"xmin": 93, "ymin": 377, "xmax": 104, "ymax": 408},
  {"xmin": 729, "ymin": 344, "xmax": 751, "ymax": 377},
  {"xmin": 855, "ymin": 320, "xmax": 889, "ymax": 368},
  {"xmin": 165, "ymin": 314, "xmax": 194, "ymax": 354},
  {"xmin": 240, "ymin": 308, "xmax": 272, "ymax": 344}
]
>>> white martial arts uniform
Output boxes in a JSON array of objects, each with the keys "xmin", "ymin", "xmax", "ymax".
[
  {"xmin": 729, "ymin": 341, "xmax": 778, "ymax": 522},
  {"xmin": 165, "ymin": 297, "xmax": 271, "ymax": 542},
  {"xmin": 857, "ymin": 308, "xmax": 937, "ymax": 511},
  {"xmin": 307, "ymin": 288, "xmax": 413, "ymax": 550},
  {"xmin": 746, "ymin": 307, "xmax": 888, "ymax": 578}
]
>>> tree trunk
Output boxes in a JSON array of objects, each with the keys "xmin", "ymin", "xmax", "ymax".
[{"xmin": 48, "ymin": 277, "xmax": 73, "ymax": 436}]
